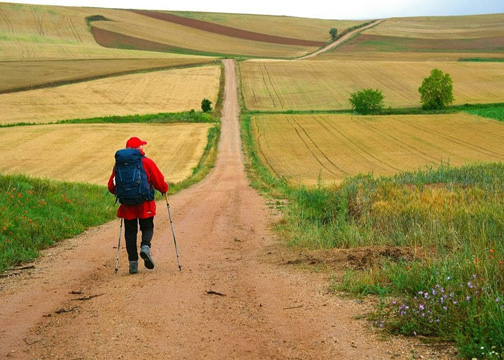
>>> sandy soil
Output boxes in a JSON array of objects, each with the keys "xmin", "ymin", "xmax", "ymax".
[{"xmin": 0, "ymin": 59, "xmax": 457, "ymax": 360}]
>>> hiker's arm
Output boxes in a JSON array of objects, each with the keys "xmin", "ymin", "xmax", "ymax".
[
  {"xmin": 145, "ymin": 159, "xmax": 169, "ymax": 194},
  {"xmin": 107, "ymin": 168, "xmax": 116, "ymax": 194}
]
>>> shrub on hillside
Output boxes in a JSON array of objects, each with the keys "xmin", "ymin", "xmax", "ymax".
[{"xmin": 349, "ymin": 88, "xmax": 385, "ymax": 114}]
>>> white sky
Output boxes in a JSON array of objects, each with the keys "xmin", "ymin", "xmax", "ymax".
[{"xmin": 5, "ymin": 0, "xmax": 504, "ymax": 19}]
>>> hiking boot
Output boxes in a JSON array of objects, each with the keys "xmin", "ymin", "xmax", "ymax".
[
  {"xmin": 140, "ymin": 245, "xmax": 155, "ymax": 270},
  {"xmin": 129, "ymin": 261, "xmax": 138, "ymax": 274}
]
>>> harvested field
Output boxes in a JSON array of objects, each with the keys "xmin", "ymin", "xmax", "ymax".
[
  {"xmin": 0, "ymin": 58, "xmax": 217, "ymax": 93},
  {"xmin": 0, "ymin": 65, "xmax": 220, "ymax": 124},
  {"xmin": 0, "ymin": 3, "xmax": 188, "ymax": 60},
  {"xmin": 240, "ymin": 60, "xmax": 504, "ymax": 111},
  {"xmin": 0, "ymin": 123, "xmax": 213, "ymax": 185},
  {"xmin": 166, "ymin": 11, "xmax": 365, "ymax": 43},
  {"xmin": 131, "ymin": 10, "xmax": 326, "ymax": 47},
  {"xmin": 251, "ymin": 113, "xmax": 504, "ymax": 186},
  {"xmin": 336, "ymin": 34, "xmax": 504, "ymax": 53},
  {"xmin": 316, "ymin": 51, "xmax": 504, "ymax": 62},
  {"xmin": 365, "ymin": 14, "xmax": 504, "ymax": 40},
  {"xmin": 332, "ymin": 14, "xmax": 504, "ymax": 54},
  {"xmin": 91, "ymin": 10, "xmax": 318, "ymax": 58}
]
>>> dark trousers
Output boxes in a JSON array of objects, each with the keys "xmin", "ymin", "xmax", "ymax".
[{"xmin": 124, "ymin": 217, "xmax": 154, "ymax": 261}]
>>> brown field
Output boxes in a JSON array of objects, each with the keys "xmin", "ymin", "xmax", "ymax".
[
  {"xmin": 0, "ymin": 65, "xmax": 221, "ymax": 124},
  {"xmin": 0, "ymin": 58, "xmax": 217, "ymax": 93},
  {"xmin": 252, "ymin": 113, "xmax": 504, "ymax": 186},
  {"xmin": 166, "ymin": 11, "xmax": 366, "ymax": 43},
  {"xmin": 0, "ymin": 123, "xmax": 213, "ymax": 185},
  {"xmin": 240, "ymin": 60, "xmax": 504, "ymax": 111}
]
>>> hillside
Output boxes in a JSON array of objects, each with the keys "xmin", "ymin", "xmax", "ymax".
[{"xmin": 319, "ymin": 13, "xmax": 504, "ymax": 60}]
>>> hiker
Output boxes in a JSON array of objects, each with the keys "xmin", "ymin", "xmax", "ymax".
[{"xmin": 108, "ymin": 136, "xmax": 169, "ymax": 274}]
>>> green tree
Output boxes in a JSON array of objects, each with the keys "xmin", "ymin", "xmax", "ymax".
[
  {"xmin": 349, "ymin": 88, "xmax": 384, "ymax": 114},
  {"xmin": 329, "ymin": 28, "xmax": 338, "ymax": 41},
  {"xmin": 418, "ymin": 68, "xmax": 454, "ymax": 110},
  {"xmin": 201, "ymin": 98, "xmax": 212, "ymax": 112}
]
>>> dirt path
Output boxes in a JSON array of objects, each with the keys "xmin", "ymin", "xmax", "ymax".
[
  {"xmin": 0, "ymin": 59, "xmax": 454, "ymax": 359},
  {"xmin": 298, "ymin": 19, "xmax": 385, "ymax": 60}
]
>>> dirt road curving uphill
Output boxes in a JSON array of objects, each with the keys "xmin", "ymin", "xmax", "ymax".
[
  {"xmin": 0, "ymin": 59, "xmax": 453, "ymax": 359},
  {"xmin": 298, "ymin": 19, "xmax": 385, "ymax": 60}
]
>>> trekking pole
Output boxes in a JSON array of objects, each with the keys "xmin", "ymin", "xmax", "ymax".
[
  {"xmin": 165, "ymin": 193, "xmax": 182, "ymax": 271},
  {"xmin": 115, "ymin": 218, "xmax": 123, "ymax": 273}
]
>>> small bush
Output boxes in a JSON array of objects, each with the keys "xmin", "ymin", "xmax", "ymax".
[
  {"xmin": 201, "ymin": 98, "xmax": 212, "ymax": 113},
  {"xmin": 349, "ymin": 88, "xmax": 385, "ymax": 114}
]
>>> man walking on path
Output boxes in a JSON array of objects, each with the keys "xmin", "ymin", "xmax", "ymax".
[{"xmin": 108, "ymin": 136, "xmax": 169, "ymax": 274}]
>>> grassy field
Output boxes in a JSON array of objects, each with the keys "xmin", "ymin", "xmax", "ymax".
[
  {"xmin": 240, "ymin": 60, "xmax": 504, "ymax": 111},
  {"xmin": 0, "ymin": 65, "xmax": 220, "ymax": 124},
  {"xmin": 0, "ymin": 123, "xmax": 214, "ymax": 185},
  {"xmin": 251, "ymin": 113, "xmax": 504, "ymax": 186}
]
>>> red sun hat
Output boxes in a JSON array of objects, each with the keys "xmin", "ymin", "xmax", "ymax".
[{"xmin": 126, "ymin": 136, "xmax": 147, "ymax": 148}]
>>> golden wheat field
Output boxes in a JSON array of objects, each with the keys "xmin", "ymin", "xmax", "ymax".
[
  {"xmin": 0, "ymin": 123, "xmax": 213, "ymax": 185},
  {"xmin": 251, "ymin": 113, "xmax": 504, "ymax": 186},
  {"xmin": 0, "ymin": 65, "xmax": 220, "ymax": 124},
  {"xmin": 240, "ymin": 60, "xmax": 504, "ymax": 111}
]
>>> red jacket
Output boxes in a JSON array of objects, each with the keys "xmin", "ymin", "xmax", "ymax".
[{"xmin": 108, "ymin": 150, "xmax": 169, "ymax": 220}]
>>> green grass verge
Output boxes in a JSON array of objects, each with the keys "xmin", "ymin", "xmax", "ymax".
[
  {"xmin": 241, "ymin": 111, "xmax": 504, "ymax": 359},
  {"xmin": 459, "ymin": 58, "xmax": 504, "ymax": 62},
  {"xmin": 0, "ymin": 175, "xmax": 116, "ymax": 272},
  {"xmin": 0, "ymin": 110, "xmax": 218, "ymax": 128},
  {"xmin": 460, "ymin": 103, "xmax": 504, "ymax": 122}
]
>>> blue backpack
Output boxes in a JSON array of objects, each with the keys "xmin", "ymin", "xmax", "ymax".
[{"xmin": 114, "ymin": 148, "xmax": 155, "ymax": 205}]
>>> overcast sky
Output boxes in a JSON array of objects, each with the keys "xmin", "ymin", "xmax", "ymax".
[{"xmin": 6, "ymin": 0, "xmax": 504, "ymax": 19}]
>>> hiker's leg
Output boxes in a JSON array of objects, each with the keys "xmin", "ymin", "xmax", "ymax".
[
  {"xmin": 139, "ymin": 217, "xmax": 155, "ymax": 270},
  {"xmin": 139, "ymin": 216, "xmax": 154, "ymax": 248},
  {"xmin": 124, "ymin": 218, "xmax": 139, "ymax": 261}
]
